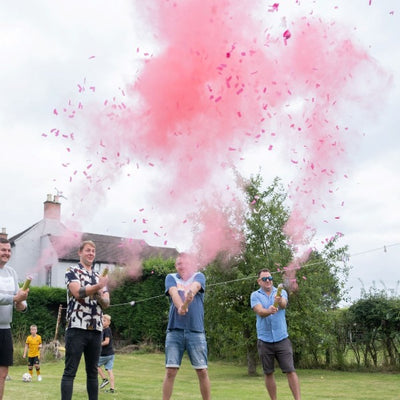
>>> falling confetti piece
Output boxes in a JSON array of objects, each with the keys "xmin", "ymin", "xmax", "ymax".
[
  {"xmin": 283, "ymin": 29, "xmax": 291, "ymax": 45},
  {"xmin": 268, "ymin": 3, "xmax": 279, "ymax": 12}
]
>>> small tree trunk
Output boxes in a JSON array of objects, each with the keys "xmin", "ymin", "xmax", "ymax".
[{"xmin": 247, "ymin": 348, "xmax": 258, "ymax": 376}]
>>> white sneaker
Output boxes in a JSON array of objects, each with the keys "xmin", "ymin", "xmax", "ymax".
[{"xmin": 38, "ymin": 376, "xmax": 42, "ymax": 382}]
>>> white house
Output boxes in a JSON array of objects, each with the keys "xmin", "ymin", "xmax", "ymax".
[{"xmin": 3, "ymin": 195, "xmax": 178, "ymax": 288}]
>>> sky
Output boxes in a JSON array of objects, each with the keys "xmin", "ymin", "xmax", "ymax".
[{"xmin": 1, "ymin": 0, "xmax": 399, "ymax": 303}]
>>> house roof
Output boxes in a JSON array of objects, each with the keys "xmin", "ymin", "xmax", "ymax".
[
  {"xmin": 52, "ymin": 232, "xmax": 178, "ymax": 265},
  {"xmin": 8, "ymin": 222, "xmax": 40, "ymax": 244}
]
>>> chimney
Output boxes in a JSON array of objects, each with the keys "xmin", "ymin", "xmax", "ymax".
[
  {"xmin": 0, "ymin": 228, "xmax": 7, "ymax": 240},
  {"xmin": 44, "ymin": 194, "xmax": 61, "ymax": 220}
]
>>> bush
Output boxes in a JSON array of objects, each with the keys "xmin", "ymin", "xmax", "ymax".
[{"xmin": 12, "ymin": 286, "xmax": 67, "ymax": 342}]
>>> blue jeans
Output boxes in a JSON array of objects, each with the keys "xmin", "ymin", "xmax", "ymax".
[{"xmin": 61, "ymin": 328, "xmax": 102, "ymax": 400}]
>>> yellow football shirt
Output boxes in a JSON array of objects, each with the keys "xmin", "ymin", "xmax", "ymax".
[{"xmin": 26, "ymin": 334, "xmax": 42, "ymax": 358}]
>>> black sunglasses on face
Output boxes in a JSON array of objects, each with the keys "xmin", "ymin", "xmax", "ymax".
[{"xmin": 261, "ymin": 276, "xmax": 273, "ymax": 282}]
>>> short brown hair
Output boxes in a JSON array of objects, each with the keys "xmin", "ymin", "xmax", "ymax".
[{"xmin": 79, "ymin": 240, "xmax": 96, "ymax": 251}]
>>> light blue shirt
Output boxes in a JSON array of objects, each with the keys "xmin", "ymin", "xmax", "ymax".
[{"xmin": 250, "ymin": 286, "xmax": 288, "ymax": 343}]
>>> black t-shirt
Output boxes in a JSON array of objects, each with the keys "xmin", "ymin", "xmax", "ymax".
[{"xmin": 101, "ymin": 327, "xmax": 114, "ymax": 356}]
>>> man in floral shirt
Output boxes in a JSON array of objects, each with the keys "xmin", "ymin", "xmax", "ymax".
[{"xmin": 61, "ymin": 240, "xmax": 109, "ymax": 400}]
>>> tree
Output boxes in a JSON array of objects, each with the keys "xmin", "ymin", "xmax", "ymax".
[
  {"xmin": 204, "ymin": 173, "xmax": 351, "ymax": 373},
  {"xmin": 205, "ymin": 175, "xmax": 293, "ymax": 374},
  {"xmin": 286, "ymin": 237, "xmax": 350, "ymax": 367}
]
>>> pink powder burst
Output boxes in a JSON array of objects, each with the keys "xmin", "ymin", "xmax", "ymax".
[{"xmin": 53, "ymin": 0, "xmax": 389, "ymax": 265}]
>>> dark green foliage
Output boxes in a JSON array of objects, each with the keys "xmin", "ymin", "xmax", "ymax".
[
  {"xmin": 346, "ymin": 292, "xmax": 400, "ymax": 368},
  {"xmin": 12, "ymin": 286, "xmax": 67, "ymax": 341},
  {"xmin": 109, "ymin": 257, "xmax": 175, "ymax": 346},
  {"xmin": 286, "ymin": 235, "xmax": 350, "ymax": 368}
]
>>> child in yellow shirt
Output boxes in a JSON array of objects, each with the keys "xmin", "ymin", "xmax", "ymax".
[{"xmin": 23, "ymin": 325, "xmax": 42, "ymax": 381}]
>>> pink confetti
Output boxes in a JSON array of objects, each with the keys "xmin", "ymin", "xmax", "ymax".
[
  {"xmin": 283, "ymin": 29, "xmax": 291, "ymax": 46},
  {"xmin": 88, "ymin": 55, "xmax": 96, "ymax": 59},
  {"xmin": 268, "ymin": 3, "xmax": 279, "ymax": 12},
  {"xmin": 53, "ymin": 109, "xmax": 58, "ymax": 115}
]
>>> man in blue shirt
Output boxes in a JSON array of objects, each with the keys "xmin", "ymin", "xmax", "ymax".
[
  {"xmin": 250, "ymin": 269, "xmax": 301, "ymax": 400},
  {"xmin": 162, "ymin": 253, "xmax": 211, "ymax": 400}
]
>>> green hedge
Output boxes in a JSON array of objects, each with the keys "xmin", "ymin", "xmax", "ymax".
[
  {"xmin": 12, "ymin": 286, "xmax": 67, "ymax": 342},
  {"xmin": 109, "ymin": 257, "xmax": 175, "ymax": 346}
]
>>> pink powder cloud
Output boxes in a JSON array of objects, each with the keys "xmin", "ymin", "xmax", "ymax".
[{"xmin": 50, "ymin": 0, "xmax": 389, "ymax": 270}]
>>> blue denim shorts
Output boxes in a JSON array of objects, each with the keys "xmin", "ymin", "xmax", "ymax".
[
  {"xmin": 98, "ymin": 354, "xmax": 115, "ymax": 370},
  {"xmin": 165, "ymin": 329, "xmax": 208, "ymax": 369}
]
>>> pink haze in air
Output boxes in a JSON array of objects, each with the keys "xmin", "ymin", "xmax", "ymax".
[{"xmin": 50, "ymin": 0, "xmax": 387, "ymax": 276}]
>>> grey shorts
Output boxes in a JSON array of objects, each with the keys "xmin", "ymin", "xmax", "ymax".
[{"xmin": 257, "ymin": 337, "xmax": 296, "ymax": 374}]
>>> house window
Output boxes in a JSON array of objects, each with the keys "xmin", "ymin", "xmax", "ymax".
[{"xmin": 45, "ymin": 265, "xmax": 52, "ymax": 287}]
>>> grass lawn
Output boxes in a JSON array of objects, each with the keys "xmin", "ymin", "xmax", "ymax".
[{"xmin": 5, "ymin": 352, "xmax": 399, "ymax": 399}]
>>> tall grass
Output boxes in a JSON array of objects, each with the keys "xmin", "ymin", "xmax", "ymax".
[{"xmin": 5, "ymin": 352, "xmax": 399, "ymax": 399}]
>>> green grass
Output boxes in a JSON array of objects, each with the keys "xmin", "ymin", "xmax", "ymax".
[{"xmin": 5, "ymin": 352, "xmax": 399, "ymax": 399}]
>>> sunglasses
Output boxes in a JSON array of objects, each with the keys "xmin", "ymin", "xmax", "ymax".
[{"xmin": 261, "ymin": 276, "xmax": 273, "ymax": 282}]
